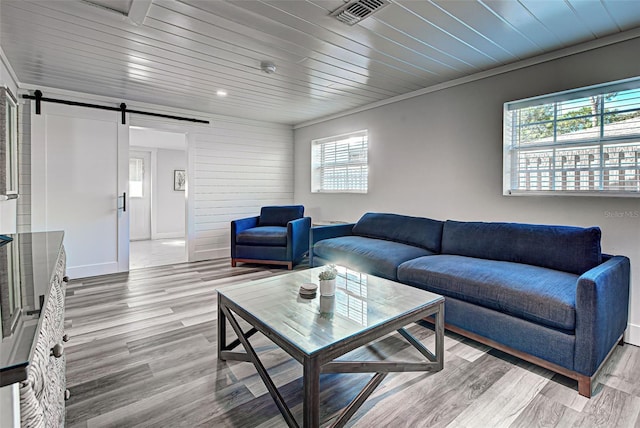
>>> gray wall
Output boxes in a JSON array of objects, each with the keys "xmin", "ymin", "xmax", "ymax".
[
  {"xmin": 155, "ymin": 148, "xmax": 186, "ymax": 238},
  {"xmin": 294, "ymin": 37, "xmax": 640, "ymax": 345}
]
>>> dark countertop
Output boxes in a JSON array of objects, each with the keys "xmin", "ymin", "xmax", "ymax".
[{"xmin": 0, "ymin": 231, "xmax": 64, "ymax": 387}]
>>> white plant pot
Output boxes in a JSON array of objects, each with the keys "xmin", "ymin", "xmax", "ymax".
[{"xmin": 319, "ymin": 279, "xmax": 336, "ymax": 297}]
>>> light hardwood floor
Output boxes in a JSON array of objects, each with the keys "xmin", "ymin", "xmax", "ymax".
[
  {"xmin": 64, "ymin": 259, "xmax": 640, "ymax": 427},
  {"xmin": 129, "ymin": 238, "xmax": 187, "ymax": 270}
]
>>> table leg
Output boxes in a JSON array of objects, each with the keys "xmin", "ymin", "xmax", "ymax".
[
  {"xmin": 435, "ymin": 301, "xmax": 445, "ymax": 371},
  {"xmin": 217, "ymin": 293, "xmax": 226, "ymax": 360},
  {"xmin": 303, "ymin": 358, "xmax": 321, "ymax": 428},
  {"xmin": 221, "ymin": 305, "xmax": 298, "ymax": 427}
]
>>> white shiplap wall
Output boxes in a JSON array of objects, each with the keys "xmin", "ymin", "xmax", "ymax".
[
  {"xmin": 189, "ymin": 117, "xmax": 294, "ymax": 260},
  {"xmin": 125, "ymin": 106, "xmax": 294, "ymax": 262},
  {"xmin": 17, "ymin": 100, "xmax": 30, "ymax": 232}
]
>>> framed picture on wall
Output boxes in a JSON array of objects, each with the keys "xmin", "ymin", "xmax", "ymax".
[{"xmin": 174, "ymin": 170, "xmax": 186, "ymax": 191}]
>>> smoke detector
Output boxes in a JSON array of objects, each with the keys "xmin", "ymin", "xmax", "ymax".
[
  {"xmin": 260, "ymin": 61, "xmax": 277, "ymax": 74},
  {"xmin": 331, "ymin": 0, "xmax": 390, "ymax": 25}
]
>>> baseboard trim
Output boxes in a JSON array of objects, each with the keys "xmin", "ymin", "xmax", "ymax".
[
  {"xmin": 67, "ymin": 262, "xmax": 120, "ymax": 280},
  {"xmin": 193, "ymin": 248, "xmax": 227, "ymax": 261},
  {"xmin": 626, "ymin": 322, "xmax": 640, "ymax": 346},
  {"xmin": 152, "ymin": 232, "xmax": 185, "ymax": 240}
]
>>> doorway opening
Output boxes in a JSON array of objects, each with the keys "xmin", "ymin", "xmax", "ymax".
[{"xmin": 129, "ymin": 127, "xmax": 187, "ymax": 269}]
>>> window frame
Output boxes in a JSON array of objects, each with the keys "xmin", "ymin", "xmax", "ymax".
[
  {"xmin": 129, "ymin": 157, "xmax": 145, "ymax": 198},
  {"xmin": 3, "ymin": 88, "xmax": 19, "ymax": 195},
  {"xmin": 311, "ymin": 129, "xmax": 369, "ymax": 194},
  {"xmin": 503, "ymin": 77, "xmax": 640, "ymax": 197}
]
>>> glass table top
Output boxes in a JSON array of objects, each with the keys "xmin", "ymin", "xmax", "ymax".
[{"xmin": 218, "ymin": 266, "xmax": 443, "ymax": 356}]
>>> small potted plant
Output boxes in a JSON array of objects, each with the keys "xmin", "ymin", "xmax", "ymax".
[{"xmin": 318, "ymin": 264, "xmax": 338, "ymax": 297}]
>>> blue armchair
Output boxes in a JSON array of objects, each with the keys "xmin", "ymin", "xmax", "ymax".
[{"xmin": 231, "ymin": 205, "xmax": 311, "ymax": 270}]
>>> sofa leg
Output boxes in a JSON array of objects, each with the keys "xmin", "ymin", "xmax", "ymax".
[
  {"xmin": 577, "ymin": 375, "xmax": 592, "ymax": 398},
  {"xmin": 231, "ymin": 259, "xmax": 236, "ymax": 267},
  {"xmin": 619, "ymin": 336, "xmax": 625, "ymax": 346},
  {"xmin": 287, "ymin": 262, "xmax": 293, "ymax": 270}
]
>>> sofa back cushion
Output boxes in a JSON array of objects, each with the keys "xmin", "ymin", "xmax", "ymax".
[
  {"xmin": 441, "ymin": 220, "xmax": 602, "ymax": 275},
  {"xmin": 259, "ymin": 205, "xmax": 304, "ymax": 227},
  {"xmin": 352, "ymin": 213, "xmax": 444, "ymax": 252}
]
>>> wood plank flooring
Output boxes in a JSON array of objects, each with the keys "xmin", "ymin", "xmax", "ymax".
[
  {"xmin": 64, "ymin": 259, "xmax": 640, "ymax": 427},
  {"xmin": 129, "ymin": 239, "xmax": 187, "ymax": 270}
]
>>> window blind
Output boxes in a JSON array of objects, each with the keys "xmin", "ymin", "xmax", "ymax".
[
  {"xmin": 504, "ymin": 77, "xmax": 640, "ymax": 196},
  {"xmin": 312, "ymin": 130, "xmax": 368, "ymax": 193}
]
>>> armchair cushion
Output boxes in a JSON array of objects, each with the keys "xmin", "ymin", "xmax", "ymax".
[
  {"xmin": 259, "ymin": 205, "xmax": 304, "ymax": 227},
  {"xmin": 236, "ymin": 226, "xmax": 288, "ymax": 246}
]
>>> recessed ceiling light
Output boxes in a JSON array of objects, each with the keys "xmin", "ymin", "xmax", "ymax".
[{"xmin": 216, "ymin": 90, "xmax": 227, "ymax": 97}]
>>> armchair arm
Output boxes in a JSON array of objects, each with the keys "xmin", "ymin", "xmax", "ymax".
[
  {"xmin": 309, "ymin": 223, "xmax": 355, "ymax": 267},
  {"xmin": 574, "ymin": 255, "xmax": 630, "ymax": 376},
  {"xmin": 230, "ymin": 216, "xmax": 259, "ymax": 258},
  {"xmin": 287, "ymin": 217, "xmax": 312, "ymax": 262}
]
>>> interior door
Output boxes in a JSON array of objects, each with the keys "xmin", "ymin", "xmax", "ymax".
[
  {"xmin": 31, "ymin": 103, "xmax": 129, "ymax": 278},
  {"xmin": 129, "ymin": 151, "xmax": 152, "ymax": 241}
]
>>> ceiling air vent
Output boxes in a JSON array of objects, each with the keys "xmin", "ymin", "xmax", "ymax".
[{"xmin": 331, "ymin": 0, "xmax": 390, "ymax": 25}]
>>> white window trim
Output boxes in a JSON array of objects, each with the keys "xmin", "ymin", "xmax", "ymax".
[
  {"xmin": 504, "ymin": 77, "xmax": 640, "ymax": 197},
  {"xmin": 311, "ymin": 129, "xmax": 368, "ymax": 194},
  {"xmin": 4, "ymin": 88, "xmax": 19, "ymax": 195}
]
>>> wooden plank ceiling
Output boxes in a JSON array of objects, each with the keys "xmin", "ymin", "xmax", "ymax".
[{"xmin": 2, "ymin": 0, "xmax": 639, "ymax": 125}]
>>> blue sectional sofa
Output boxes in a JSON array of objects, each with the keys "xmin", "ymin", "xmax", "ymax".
[{"xmin": 310, "ymin": 213, "xmax": 631, "ymax": 397}]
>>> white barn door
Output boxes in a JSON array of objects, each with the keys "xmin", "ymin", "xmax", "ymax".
[{"xmin": 31, "ymin": 103, "xmax": 129, "ymax": 278}]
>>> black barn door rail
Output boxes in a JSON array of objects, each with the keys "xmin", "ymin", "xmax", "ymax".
[{"xmin": 22, "ymin": 90, "xmax": 210, "ymax": 125}]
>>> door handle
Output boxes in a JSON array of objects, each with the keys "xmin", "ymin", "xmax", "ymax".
[{"xmin": 119, "ymin": 192, "xmax": 127, "ymax": 212}]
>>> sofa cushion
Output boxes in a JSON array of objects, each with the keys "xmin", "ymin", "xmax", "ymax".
[
  {"xmin": 397, "ymin": 255, "xmax": 579, "ymax": 331},
  {"xmin": 236, "ymin": 226, "xmax": 287, "ymax": 246},
  {"xmin": 313, "ymin": 236, "xmax": 435, "ymax": 280},
  {"xmin": 352, "ymin": 213, "xmax": 444, "ymax": 252},
  {"xmin": 441, "ymin": 220, "xmax": 601, "ymax": 275},
  {"xmin": 259, "ymin": 205, "xmax": 304, "ymax": 227}
]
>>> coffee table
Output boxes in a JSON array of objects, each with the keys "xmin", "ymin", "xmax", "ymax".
[{"xmin": 217, "ymin": 266, "xmax": 444, "ymax": 428}]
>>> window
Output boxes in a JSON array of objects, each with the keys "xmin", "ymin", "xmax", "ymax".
[
  {"xmin": 129, "ymin": 157, "xmax": 144, "ymax": 198},
  {"xmin": 504, "ymin": 77, "xmax": 640, "ymax": 196},
  {"xmin": 311, "ymin": 130, "xmax": 368, "ymax": 193}
]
